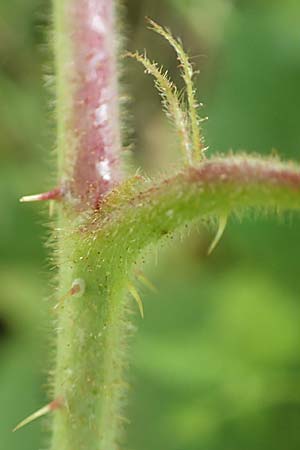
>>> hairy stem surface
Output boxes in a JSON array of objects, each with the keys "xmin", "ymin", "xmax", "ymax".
[
  {"xmin": 50, "ymin": 1, "xmax": 300, "ymax": 449},
  {"xmin": 54, "ymin": 0, "xmax": 122, "ymax": 210},
  {"xmin": 89, "ymin": 156, "xmax": 300, "ymax": 261},
  {"xmin": 51, "ymin": 1, "xmax": 127, "ymax": 450},
  {"xmin": 51, "ymin": 238, "xmax": 131, "ymax": 450}
]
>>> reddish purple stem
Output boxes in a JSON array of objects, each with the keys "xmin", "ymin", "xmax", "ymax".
[
  {"xmin": 188, "ymin": 157, "xmax": 300, "ymax": 191},
  {"xmin": 68, "ymin": 0, "xmax": 122, "ymax": 210}
]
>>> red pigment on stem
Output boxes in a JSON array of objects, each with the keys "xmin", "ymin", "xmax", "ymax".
[
  {"xmin": 188, "ymin": 157, "xmax": 300, "ymax": 191},
  {"xmin": 49, "ymin": 397, "xmax": 64, "ymax": 411},
  {"xmin": 70, "ymin": 283, "xmax": 81, "ymax": 296},
  {"xmin": 68, "ymin": 0, "xmax": 122, "ymax": 209},
  {"xmin": 13, "ymin": 397, "xmax": 64, "ymax": 432},
  {"xmin": 20, "ymin": 187, "xmax": 62, "ymax": 203}
]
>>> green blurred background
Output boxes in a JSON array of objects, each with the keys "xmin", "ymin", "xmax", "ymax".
[{"xmin": 1, "ymin": 0, "xmax": 300, "ymax": 449}]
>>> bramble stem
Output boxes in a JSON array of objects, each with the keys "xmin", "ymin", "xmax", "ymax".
[
  {"xmin": 50, "ymin": 240, "xmax": 131, "ymax": 450},
  {"xmin": 54, "ymin": 0, "xmax": 122, "ymax": 210},
  {"xmin": 89, "ymin": 156, "xmax": 300, "ymax": 261},
  {"xmin": 49, "ymin": 1, "xmax": 300, "ymax": 448},
  {"xmin": 51, "ymin": 1, "xmax": 127, "ymax": 450},
  {"xmin": 52, "ymin": 154, "xmax": 300, "ymax": 450}
]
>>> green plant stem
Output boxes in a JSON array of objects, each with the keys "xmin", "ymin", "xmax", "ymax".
[
  {"xmin": 51, "ymin": 237, "xmax": 130, "ymax": 450},
  {"xmin": 50, "ymin": 1, "xmax": 300, "ymax": 449},
  {"xmin": 51, "ymin": 1, "xmax": 128, "ymax": 449},
  {"xmin": 50, "ymin": 150, "xmax": 300, "ymax": 450},
  {"xmin": 88, "ymin": 155, "xmax": 300, "ymax": 263}
]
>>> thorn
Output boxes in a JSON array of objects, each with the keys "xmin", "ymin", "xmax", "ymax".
[
  {"xmin": 128, "ymin": 283, "xmax": 144, "ymax": 319},
  {"xmin": 54, "ymin": 279, "xmax": 85, "ymax": 309},
  {"xmin": 20, "ymin": 187, "xmax": 62, "ymax": 203},
  {"xmin": 13, "ymin": 397, "xmax": 63, "ymax": 432},
  {"xmin": 70, "ymin": 278, "xmax": 86, "ymax": 297},
  {"xmin": 136, "ymin": 271, "xmax": 157, "ymax": 294},
  {"xmin": 208, "ymin": 214, "xmax": 228, "ymax": 255}
]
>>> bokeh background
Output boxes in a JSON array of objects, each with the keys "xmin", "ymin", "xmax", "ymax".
[{"xmin": 1, "ymin": 0, "xmax": 300, "ymax": 449}]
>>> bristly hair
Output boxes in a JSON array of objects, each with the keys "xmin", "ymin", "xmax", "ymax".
[
  {"xmin": 125, "ymin": 50, "xmax": 192, "ymax": 165},
  {"xmin": 127, "ymin": 19, "xmax": 207, "ymax": 166}
]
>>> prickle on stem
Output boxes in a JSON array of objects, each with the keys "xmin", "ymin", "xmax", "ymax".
[
  {"xmin": 19, "ymin": 187, "xmax": 62, "ymax": 203},
  {"xmin": 207, "ymin": 214, "xmax": 228, "ymax": 255},
  {"xmin": 54, "ymin": 278, "xmax": 86, "ymax": 310},
  {"xmin": 135, "ymin": 270, "xmax": 157, "ymax": 294},
  {"xmin": 128, "ymin": 283, "xmax": 144, "ymax": 319},
  {"xmin": 13, "ymin": 397, "xmax": 63, "ymax": 432}
]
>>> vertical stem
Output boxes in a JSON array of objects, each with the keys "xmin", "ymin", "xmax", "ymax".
[
  {"xmin": 51, "ymin": 1, "xmax": 129, "ymax": 450},
  {"xmin": 50, "ymin": 247, "xmax": 131, "ymax": 450},
  {"xmin": 54, "ymin": 0, "xmax": 122, "ymax": 210}
]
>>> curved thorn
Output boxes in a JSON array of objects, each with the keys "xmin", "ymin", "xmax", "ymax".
[
  {"xmin": 136, "ymin": 271, "xmax": 158, "ymax": 294},
  {"xmin": 208, "ymin": 214, "xmax": 228, "ymax": 255},
  {"xmin": 128, "ymin": 283, "xmax": 144, "ymax": 319}
]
